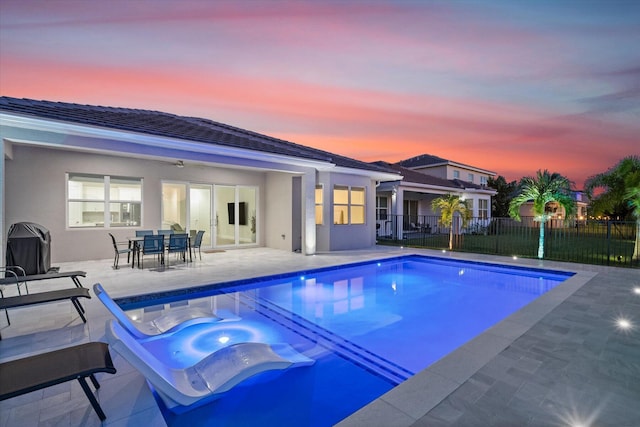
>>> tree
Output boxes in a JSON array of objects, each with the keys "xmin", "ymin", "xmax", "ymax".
[
  {"xmin": 487, "ymin": 175, "xmax": 517, "ymax": 217},
  {"xmin": 585, "ymin": 156, "xmax": 640, "ymax": 220},
  {"xmin": 508, "ymin": 170, "xmax": 576, "ymax": 259},
  {"xmin": 431, "ymin": 194, "xmax": 471, "ymax": 250},
  {"xmin": 585, "ymin": 156, "xmax": 640, "ymax": 259}
]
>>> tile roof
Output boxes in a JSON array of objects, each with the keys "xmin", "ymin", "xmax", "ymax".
[
  {"xmin": 398, "ymin": 153, "xmax": 494, "ymax": 176},
  {"xmin": 0, "ymin": 97, "xmax": 395, "ymax": 174},
  {"xmin": 372, "ymin": 161, "xmax": 485, "ymax": 190},
  {"xmin": 397, "ymin": 153, "xmax": 450, "ymax": 167}
]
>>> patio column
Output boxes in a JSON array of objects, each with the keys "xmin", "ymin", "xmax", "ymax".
[
  {"xmin": 392, "ymin": 186, "xmax": 404, "ymax": 240},
  {"xmin": 301, "ymin": 169, "xmax": 316, "ymax": 255},
  {"xmin": 0, "ymin": 137, "xmax": 5, "ymax": 264}
]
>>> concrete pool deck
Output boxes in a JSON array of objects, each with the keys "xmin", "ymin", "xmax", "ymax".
[{"xmin": 0, "ymin": 247, "xmax": 638, "ymax": 426}]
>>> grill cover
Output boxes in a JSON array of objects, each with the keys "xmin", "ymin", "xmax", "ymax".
[{"xmin": 6, "ymin": 222, "xmax": 52, "ymax": 276}]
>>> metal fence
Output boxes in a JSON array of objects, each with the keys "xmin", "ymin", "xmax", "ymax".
[{"xmin": 377, "ymin": 215, "xmax": 639, "ymax": 268}]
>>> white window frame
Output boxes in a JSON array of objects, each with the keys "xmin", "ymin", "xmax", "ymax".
[
  {"xmin": 479, "ymin": 199, "xmax": 489, "ymax": 219},
  {"xmin": 333, "ymin": 185, "xmax": 366, "ymax": 225},
  {"xmin": 376, "ymin": 196, "xmax": 388, "ymax": 220},
  {"xmin": 67, "ymin": 173, "xmax": 143, "ymax": 229},
  {"xmin": 315, "ymin": 185, "xmax": 324, "ymax": 225}
]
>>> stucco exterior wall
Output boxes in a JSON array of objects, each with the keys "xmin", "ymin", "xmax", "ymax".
[
  {"xmin": 320, "ymin": 172, "xmax": 377, "ymax": 251},
  {"xmin": 414, "ymin": 165, "xmax": 447, "ymax": 179},
  {"xmin": 264, "ymin": 172, "xmax": 294, "ymax": 251},
  {"xmin": 4, "ymin": 145, "xmax": 267, "ymax": 262}
]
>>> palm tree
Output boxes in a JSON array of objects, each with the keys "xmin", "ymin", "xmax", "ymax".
[
  {"xmin": 584, "ymin": 156, "xmax": 640, "ymax": 220},
  {"xmin": 585, "ymin": 156, "xmax": 640, "ymax": 259},
  {"xmin": 431, "ymin": 194, "xmax": 471, "ymax": 250},
  {"xmin": 508, "ymin": 170, "xmax": 576, "ymax": 259},
  {"xmin": 625, "ymin": 171, "xmax": 640, "ymax": 260}
]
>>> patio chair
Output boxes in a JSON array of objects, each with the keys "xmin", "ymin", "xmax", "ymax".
[
  {"xmin": 135, "ymin": 230, "xmax": 154, "ymax": 237},
  {"xmin": 109, "ymin": 233, "xmax": 132, "ymax": 269},
  {"xmin": 139, "ymin": 235, "xmax": 164, "ymax": 268},
  {"xmin": 105, "ymin": 319, "xmax": 314, "ymax": 411},
  {"xmin": 190, "ymin": 230, "xmax": 205, "ymax": 260},
  {"xmin": 93, "ymin": 283, "xmax": 240, "ymax": 339},
  {"xmin": 166, "ymin": 233, "xmax": 189, "ymax": 264},
  {"xmin": 157, "ymin": 229, "xmax": 174, "ymax": 236}
]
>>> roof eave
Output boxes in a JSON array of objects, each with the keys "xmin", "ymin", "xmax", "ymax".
[{"xmin": 0, "ymin": 112, "xmax": 337, "ymax": 171}]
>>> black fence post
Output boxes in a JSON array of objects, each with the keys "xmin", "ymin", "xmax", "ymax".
[{"xmin": 607, "ymin": 220, "xmax": 611, "ymax": 266}]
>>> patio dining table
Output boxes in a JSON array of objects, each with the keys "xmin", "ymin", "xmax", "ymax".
[{"xmin": 128, "ymin": 235, "xmax": 192, "ymax": 268}]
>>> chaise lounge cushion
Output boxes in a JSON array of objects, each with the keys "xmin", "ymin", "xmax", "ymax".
[{"xmin": 94, "ymin": 283, "xmax": 235, "ymax": 339}]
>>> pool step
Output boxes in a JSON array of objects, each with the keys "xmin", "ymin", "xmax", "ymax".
[{"xmin": 239, "ymin": 293, "xmax": 413, "ymax": 386}]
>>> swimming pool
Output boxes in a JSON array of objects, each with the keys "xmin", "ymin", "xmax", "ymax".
[{"xmin": 120, "ymin": 255, "xmax": 573, "ymax": 426}]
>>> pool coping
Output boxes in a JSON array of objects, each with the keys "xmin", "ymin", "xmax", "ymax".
[{"xmin": 335, "ymin": 265, "xmax": 596, "ymax": 426}]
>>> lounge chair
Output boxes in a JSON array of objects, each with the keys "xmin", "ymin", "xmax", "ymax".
[
  {"xmin": 0, "ymin": 287, "xmax": 91, "ymax": 339},
  {"xmin": 0, "ymin": 342, "xmax": 116, "ymax": 421},
  {"xmin": 94, "ymin": 283, "xmax": 236, "ymax": 339},
  {"xmin": 105, "ymin": 320, "xmax": 314, "ymax": 411}
]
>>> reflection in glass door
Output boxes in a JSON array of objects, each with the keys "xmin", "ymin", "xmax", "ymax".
[
  {"xmin": 161, "ymin": 183, "xmax": 187, "ymax": 230},
  {"xmin": 214, "ymin": 185, "xmax": 257, "ymax": 247},
  {"xmin": 239, "ymin": 186, "xmax": 257, "ymax": 244},
  {"xmin": 215, "ymin": 185, "xmax": 235, "ymax": 246},
  {"xmin": 189, "ymin": 185, "xmax": 212, "ymax": 247}
]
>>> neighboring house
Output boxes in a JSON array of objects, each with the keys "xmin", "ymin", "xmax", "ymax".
[
  {"xmin": 0, "ymin": 97, "xmax": 400, "ymax": 263},
  {"xmin": 374, "ymin": 156, "xmax": 497, "ymax": 239},
  {"xmin": 398, "ymin": 153, "xmax": 495, "ymax": 187},
  {"xmin": 517, "ymin": 191, "xmax": 588, "ymax": 226}
]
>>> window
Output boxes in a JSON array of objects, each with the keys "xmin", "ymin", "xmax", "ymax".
[
  {"xmin": 479, "ymin": 199, "xmax": 489, "ymax": 219},
  {"xmin": 68, "ymin": 174, "xmax": 142, "ymax": 228},
  {"xmin": 315, "ymin": 185, "xmax": 323, "ymax": 225},
  {"xmin": 453, "ymin": 170, "xmax": 460, "ymax": 179},
  {"xmin": 468, "ymin": 173, "xmax": 474, "ymax": 182},
  {"xmin": 376, "ymin": 196, "xmax": 388, "ymax": 220},
  {"xmin": 480, "ymin": 176, "xmax": 488, "ymax": 186},
  {"xmin": 333, "ymin": 185, "xmax": 365, "ymax": 225}
]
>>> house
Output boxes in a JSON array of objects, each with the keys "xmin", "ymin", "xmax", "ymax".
[
  {"xmin": 398, "ymin": 153, "xmax": 494, "ymax": 186},
  {"xmin": 0, "ymin": 97, "xmax": 400, "ymax": 263},
  {"xmin": 374, "ymin": 155, "xmax": 497, "ymax": 239},
  {"xmin": 517, "ymin": 190, "xmax": 588, "ymax": 226}
]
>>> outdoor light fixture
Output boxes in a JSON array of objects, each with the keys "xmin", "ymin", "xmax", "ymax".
[{"xmin": 175, "ymin": 160, "xmax": 185, "ymax": 168}]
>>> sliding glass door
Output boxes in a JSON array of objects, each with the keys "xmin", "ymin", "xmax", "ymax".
[
  {"xmin": 162, "ymin": 182, "xmax": 257, "ymax": 249},
  {"xmin": 161, "ymin": 183, "xmax": 187, "ymax": 231},
  {"xmin": 214, "ymin": 185, "xmax": 257, "ymax": 247},
  {"xmin": 189, "ymin": 184, "xmax": 212, "ymax": 247}
]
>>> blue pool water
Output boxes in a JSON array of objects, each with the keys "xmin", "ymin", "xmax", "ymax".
[{"xmin": 121, "ymin": 255, "xmax": 573, "ymax": 426}]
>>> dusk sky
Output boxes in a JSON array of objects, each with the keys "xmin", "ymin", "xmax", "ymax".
[{"xmin": 1, "ymin": 0, "xmax": 638, "ymax": 188}]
